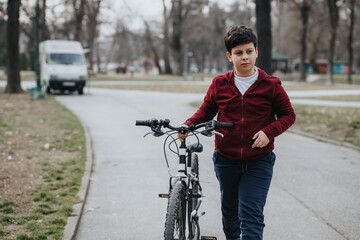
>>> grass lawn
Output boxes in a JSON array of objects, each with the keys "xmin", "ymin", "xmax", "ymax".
[
  {"xmin": 0, "ymin": 89, "xmax": 86, "ymax": 240},
  {"xmin": 291, "ymin": 105, "xmax": 360, "ymax": 147},
  {"xmin": 0, "ymin": 71, "xmax": 37, "ymax": 82},
  {"xmin": 298, "ymin": 95, "xmax": 360, "ymax": 101},
  {"xmin": 316, "ymin": 73, "xmax": 360, "ymax": 85}
]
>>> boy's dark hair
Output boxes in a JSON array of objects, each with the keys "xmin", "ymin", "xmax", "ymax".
[{"xmin": 224, "ymin": 26, "xmax": 257, "ymax": 53}]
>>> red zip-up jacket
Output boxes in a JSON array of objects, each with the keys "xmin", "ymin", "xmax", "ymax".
[{"xmin": 184, "ymin": 68, "xmax": 296, "ymax": 162}]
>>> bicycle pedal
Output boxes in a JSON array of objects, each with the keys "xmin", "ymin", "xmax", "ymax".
[
  {"xmin": 201, "ymin": 236, "xmax": 217, "ymax": 240},
  {"xmin": 158, "ymin": 193, "xmax": 169, "ymax": 198}
]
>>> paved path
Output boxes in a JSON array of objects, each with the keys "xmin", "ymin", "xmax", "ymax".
[{"xmin": 55, "ymin": 88, "xmax": 360, "ymax": 240}]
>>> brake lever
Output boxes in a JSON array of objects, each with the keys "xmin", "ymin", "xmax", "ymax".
[
  {"xmin": 201, "ymin": 130, "xmax": 213, "ymax": 137},
  {"xmin": 201, "ymin": 130, "xmax": 224, "ymax": 138},
  {"xmin": 149, "ymin": 122, "xmax": 164, "ymax": 137},
  {"xmin": 154, "ymin": 131, "xmax": 164, "ymax": 137},
  {"xmin": 214, "ymin": 131, "xmax": 224, "ymax": 138},
  {"xmin": 143, "ymin": 131, "xmax": 164, "ymax": 138}
]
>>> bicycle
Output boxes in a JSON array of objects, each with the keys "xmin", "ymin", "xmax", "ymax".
[{"xmin": 135, "ymin": 118, "xmax": 233, "ymax": 240}]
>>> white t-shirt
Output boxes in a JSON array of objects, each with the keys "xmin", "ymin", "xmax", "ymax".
[{"xmin": 234, "ymin": 67, "xmax": 259, "ymax": 95}]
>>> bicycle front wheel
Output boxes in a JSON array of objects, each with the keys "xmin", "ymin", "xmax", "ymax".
[
  {"xmin": 189, "ymin": 154, "xmax": 200, "ymax": 240},
  {"xmin": 164, "ymin": 181, "xmax": 186, "ymax": 240}
]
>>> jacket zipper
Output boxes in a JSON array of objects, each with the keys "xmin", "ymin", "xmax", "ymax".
[{"xmin": 240, "ymin": 95, "xmax": 244, "ymax": 160}]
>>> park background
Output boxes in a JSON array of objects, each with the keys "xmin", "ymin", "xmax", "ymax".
[
  {"xmin": 0, "ymin": 0, "xmax": 360, "ymax": 239},
  {"xmin": 1, "ymin": 0, "xmax": 360, "ymax": 86}
]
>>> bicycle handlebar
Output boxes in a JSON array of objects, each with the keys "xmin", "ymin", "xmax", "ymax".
[
  {"xmin": 136, "ymin": 118, "xmax": 234, "ymax": 137},
  {"xmin": 136, "ymin": 119, "xmax": 165, "ymax": 127}
]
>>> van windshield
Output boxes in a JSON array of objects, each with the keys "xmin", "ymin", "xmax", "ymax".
[{"xmin": 48, "ymin": 53, "xmax": 85, "ymax": 65}]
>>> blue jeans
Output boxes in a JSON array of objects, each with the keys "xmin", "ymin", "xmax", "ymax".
[{"xmin": 213, "ymin": 150, "xmax": 276, "ymax": 240}]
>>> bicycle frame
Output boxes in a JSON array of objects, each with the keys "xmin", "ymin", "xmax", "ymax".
[{"xmin": 168, "ymin": 139, "xmax": 202, "ymax": 239}]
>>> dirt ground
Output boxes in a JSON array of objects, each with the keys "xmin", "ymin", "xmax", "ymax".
[
  {"xmin": 0, "ymin": 92, "xmax": 83, "ymax": 239},
  {"xmin": 0, "ymin": 93, "xmax": 46, "ymax": 215}
]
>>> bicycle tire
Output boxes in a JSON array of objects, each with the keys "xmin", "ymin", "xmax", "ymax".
[
  {"xmin": 164, "ymin": 181, "xmax": 186, "ymax": 240},
  {"xmin": 189, "ymin": 154, "xmax": 200, "ymax": 239},
  {"xmin": 192, "ymin": 153, "xmax": 199, "ymax": 178}
]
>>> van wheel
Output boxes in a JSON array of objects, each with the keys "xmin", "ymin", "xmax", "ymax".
[{"xmin": 78, "ymin": 88, "xmax": 84, "ymax": 95}]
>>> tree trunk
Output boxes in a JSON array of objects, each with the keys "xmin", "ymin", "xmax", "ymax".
[
  {"xmin": 73, "ymin": 0, "xmax": 86, "ymax": 42},
  {"xmin": 326, "ymin": 0, "xmax": 339, "ymax": 85},
  {"xmin": 308, "ymin": 21, "xmax": 325, "ymax": 74},
  {"xmin": 171, "ymin": 0, "xmax": 183, "ymax": 75},
  {"xmin": 145, "ymin": 21, "xmax": 162, "ymax": 74},
  {"xmin": 347, "ymin": 0, "xmax": 355, "ymax": 84},
  {"xmin": 96, "ymin": 41, "xmax": 101, "ymax": 73},
  {"xmin": 86, "ymin": 0, "xmax": 101, "ymax": 71},
  {"xmin": 4, "ymin": 0, "xmax": 23, "ymax": 94},
  {"xmin": 309, "ymin": 42, "xmax": 319, "ymax": 74},
  {"xmin": 299, "ymin": 2, "xmax": 311, "ymax": 82},
  {"xmin": 255, "ymin": 0, "xmax": 272, "ymax": 74},
  {"xmin": 40, "ymin": 0, "xmax": 50, "ymax": 41},
  {"xmin": 162, "ymin": 0, "xmax": 172, "ymax": 74}
]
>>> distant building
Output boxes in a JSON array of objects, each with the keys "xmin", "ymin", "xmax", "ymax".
[
  {"xmin": 292, "ymin": 59, "xmax": 350, "ymax": 74},
  {"xmin": 271, "ymin": 50, "xmax": 292, "ymax": 73}
]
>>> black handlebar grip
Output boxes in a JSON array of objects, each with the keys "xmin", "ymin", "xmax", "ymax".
[
  {"xmin": 217, "ymin": 122, "xmax": 234, "ymax": 129},
  {"xmin": 135, "ymin": 120, "xmax": 151, "ymax": 126}
]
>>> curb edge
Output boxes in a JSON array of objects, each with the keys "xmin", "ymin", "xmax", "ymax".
[
  {"xmin": 288, "ymin": 128, "xmax": 360, "ymax": 152},
  {"xmin": 62, "ymin": 124, "xmax": 94, "ymax": 240}
]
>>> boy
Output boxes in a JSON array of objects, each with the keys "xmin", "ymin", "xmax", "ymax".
[{"xmin": 179, "ymin": 26, "xmax": 295, "ymax": 240}]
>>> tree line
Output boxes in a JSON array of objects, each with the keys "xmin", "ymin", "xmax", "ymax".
[{"xmin": 1, "ymin": 0, "xmax": 359, "ymax": 93}]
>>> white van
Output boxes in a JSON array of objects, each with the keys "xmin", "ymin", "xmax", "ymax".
[{"xmin": 39, "ymin": 40, "xmax": 87, "ymax": 94}]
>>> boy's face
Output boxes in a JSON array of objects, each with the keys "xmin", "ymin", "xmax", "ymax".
[{"xmin": 226, "ymin": 42, "xmax": 258, "ymax": 77}]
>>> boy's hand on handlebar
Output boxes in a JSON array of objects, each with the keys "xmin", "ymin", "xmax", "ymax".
[
  {"xmin": 252, "ymin": 131, "xmax": 270, "ymax": 148},
  {"xmin": 178, "ymin": 124, "xmax": 189, "ymax": 142}
]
